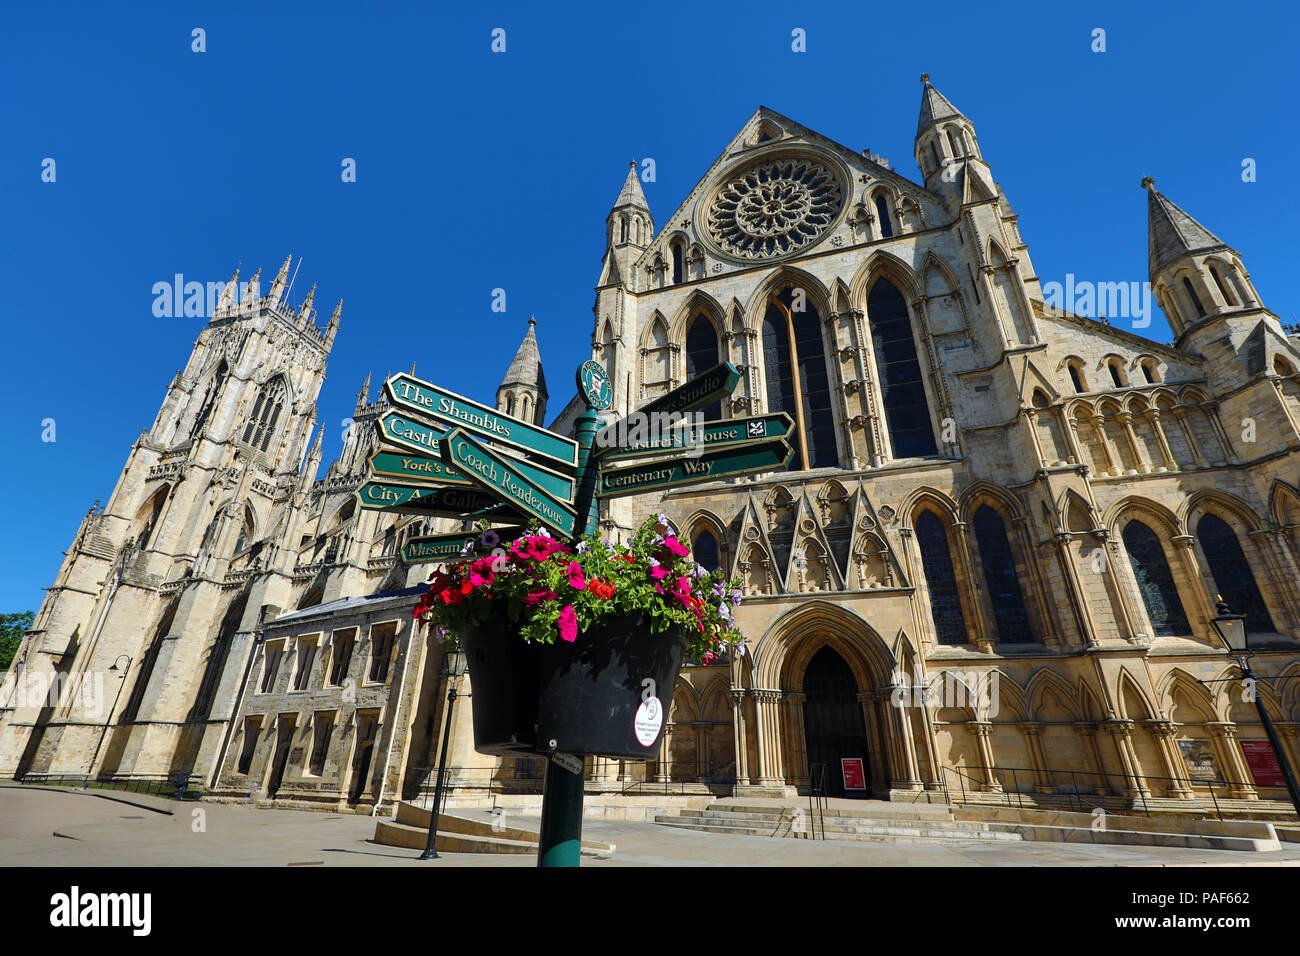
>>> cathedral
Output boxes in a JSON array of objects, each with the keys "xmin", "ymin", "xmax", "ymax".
[{"xmin": 4, "ymin": 77, "xmax": 1300, "ymax": 817}]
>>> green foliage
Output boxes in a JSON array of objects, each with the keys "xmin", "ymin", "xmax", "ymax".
[{"xmin": 0, "ymin": 611, "xmax": 34, "ymax": 671}]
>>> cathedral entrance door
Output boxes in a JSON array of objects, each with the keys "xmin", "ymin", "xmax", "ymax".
[{"xmin": 802, "ymin": 647, "xmax": 871, "ymax": 797}]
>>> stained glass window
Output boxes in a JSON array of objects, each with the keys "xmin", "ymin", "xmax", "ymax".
[
  {"xmin": 685, "ymin": 316, "xmax": 721, "ymax": 421},
  {"xmin": 1196, "ymin": 514, "xmax": 1275, "ymax": 634},
  {"xmin": 916, "ymin": 510, "xmax": 967, "ymax": 645},
  {"xmin": 868, "ymin": 280, "xmax": 937, "ymax": 458},
  {"xmin": 1123, "ymin": 520, "xmax": 1189, "ymax": 637},
  {"xmin": 973, "ymin": 505, "xmax": 1033, "ymax": 644}
]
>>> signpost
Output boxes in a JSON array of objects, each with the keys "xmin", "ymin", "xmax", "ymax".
[
  {"xmin": 355, "ymin": 481, "xmax": 515, "ymax": 518},
  {"xmin": 362, "ymin": 351, "xmax": 789, "ymax": 868},
  {"xmin": 597, "ymin": 437, "xmax": 793, "ymax": 498},
  {"xmin": 438, "ymin": 427, "xmax": 578, "ymax": 538},
  {"xmin": 385, "ymin": 372, "xmax": 579, "ymax": 469},
  {"xmin": 596, "ymin": 411, "xmax": 795, "ymax": 463},
  {"xmin": 401, "ymin": 528, "xmax": 522, "ymax": 564}
]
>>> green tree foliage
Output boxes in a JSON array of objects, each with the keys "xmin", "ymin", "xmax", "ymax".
[{"xmin": 0, "ymin": 612, "xmax": 34, "ymax": 671}]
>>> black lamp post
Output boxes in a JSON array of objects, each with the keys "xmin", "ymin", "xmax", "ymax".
[
  {"xmin": 87, "ymin": 655, "xmax": 132, "ymax": 779},
  {"xmin": 1209, "ymin": 597, "xmax": 1300, "ymax": 816},
  {"xmin": 419, "ymin": 641, "xmax": 468, "ymax": 860}
]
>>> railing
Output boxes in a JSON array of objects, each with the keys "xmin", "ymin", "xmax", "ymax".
[
  {"xmin": 621, "ymin": 760, "xmax": 736, "ymax": 795},
  {"xmin": 407, "ymin": 763, "xmax": 546, "ymax": 801},
  {"xmin": 16, "ymin": 771, "xmax": 203, "ymax": 801},
  {"xmin": 938, "ymin": 764, "xmax": 1233, "ymax": 822},
  {"xmin": 806, "ymin": 764, "xmax": 827, "ymax": 840}
]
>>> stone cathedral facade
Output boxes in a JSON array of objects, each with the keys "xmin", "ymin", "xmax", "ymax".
[{"xmin": 4, "ymin": 78, "xmax": 1300, "ymax": 815}]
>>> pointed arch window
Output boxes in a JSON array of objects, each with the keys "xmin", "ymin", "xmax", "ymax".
[
  {"xmin": 1182, "ymin": 277, "xmax": 1206, "ymax": 318},
  {"xmin": 1123, "ymin": 520, "xmax": 1189, "ymax": 636},
  {"xmin": 671, "ymin": 241, "xmax": 685, "ymax": 284},
  {"xmin": 242, "ymin": 377, "xmax": 288, "ymax": 453},
  {"xmin": 234, "ymin": 506, "xmax": 255, "ymax": 554},
  {"xmin": 693, "ymin": 530, "xmax": 720, "ymax": 573},
  {"xmin": 868, "ymin": 279, "xmax": 937, "ymax": 458},
  {"xmin": 685, "ymin": 315, "xmax": 722, "ymax": 421},
  {"xmin": 915, "ymin": 510, "xmax": 967, "ymax": 645},
  {"xmin": 1209, "ymin": 264, "xmax": 1237, "ymax": 306},
  {"xmin": 928, "ymin": 140, "xmax": 941, "ymax": 173},
  {"xmin": 874, "ymin": 193, "xmax": 894, "ymax": 239},
  {"xmin": 973, "ymin": 505, "xmax": 1032, "ymax": 644},
  {"xmin": 761, "ymin": 287, "xmax": 837, "ymax": 470},
  {"xmin": 1068, "ymin": 362, "xmax": 1086, "ymax": 393},
  {"xmin": 619, "ymin": 215, "xmax": 629, "ymax": 243},
  {"xmin": 1108, "ymin": 361, "xmax": 1125, "ymax": 388},
  {"xmin": 190, "ymin": 361, "xmax": 227, "ymax": 438},
  {"xmin": 1196, "ymin": 514, "xmax": 1275, "ymax": 633}
]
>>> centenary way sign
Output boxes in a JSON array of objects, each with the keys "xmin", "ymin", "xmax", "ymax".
[
  {"xmin": 438, "ymin": 427, "xmax": 577, "ymax": 537},
  {"xmin": 401, "ymin": 528, "xmax": 523, "ymax": 564},
  {"xmin": 597, "ymin": 436, "xmax": 794, "ymax": 498},
  {"xmin": 361, "ymin": 352, "xmax": 792, "ymax": 869},
  {"xmin": 385, "ymin": 372, "xmax": 579, "ymax": 470}
]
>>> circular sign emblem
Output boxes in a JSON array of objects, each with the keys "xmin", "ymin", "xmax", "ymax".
[
  {"xmin": 577, "ymin": 360, "xmax": 613, "ymax": 411},
  {"xmin": 634, "ymin": 696, "xmax": 664, "ymax": 747}
]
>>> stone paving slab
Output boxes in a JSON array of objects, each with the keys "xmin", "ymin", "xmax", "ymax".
[{"xmin": 4, "ymin": 787, "xmax": 1300, "ymax": 867}]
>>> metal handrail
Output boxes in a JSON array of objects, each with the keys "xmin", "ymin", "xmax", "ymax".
[
  {"xmin": 937, "ymin": 764, "xmax": 1244, "ymax": 822},
  {"xmin": 16, "ymin": 771, "xmax": 202, "ymax": 801}
]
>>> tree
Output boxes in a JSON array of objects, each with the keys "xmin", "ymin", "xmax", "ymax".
[{"xmin": 0, "ymin": 612, "xmax": 34, "ymax": 671}]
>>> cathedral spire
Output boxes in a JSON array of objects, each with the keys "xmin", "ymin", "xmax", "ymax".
[
  {"xmin": 270, "ymin": 254, "xmax": 292, "ymax": 302},
  {"xmin": 217, "ymin": 267, "xmax": 239, "ymax": 312},
  {"xmin": 612, "ymin": 161, "xmax": 650, "ymax": 215},
  {"xmin": 915, "ymin": 74, "xmax": 968, "ymax": 139},
  {"xmin": 324, "ymin": 299, "xmax": 341, "ymax": 349},
  {"xmin": 298, "ymin": 283, "xmax": 316, "ymax": 327},
  {"xmin": 356, "ymin": 370, "xmax": 372, "ymax": 412},
  {"xmin": 245, "ymin": 267, "xmax": 262, "ymax": 303},
  {"xmin": 1144, "ymin": 178, "xmax": 1235, "ymax": 278},
  {"xmin": 497, "ymin": 317, "xmax": 548, "ymax": 425}
]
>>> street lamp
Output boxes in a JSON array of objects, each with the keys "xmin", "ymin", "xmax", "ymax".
[
  {"xmin": 1210, "ymin": 597, "xmax": 1300, "ymax": 816},
  {"xmin": 87, "ymin": 655, "xmax": 132, "ymax": 780},
  {"xmin": 419, "ymin": 642, "xmax": 468, "ymax": 860}
]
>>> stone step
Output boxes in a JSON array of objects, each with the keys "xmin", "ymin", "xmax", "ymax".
[
  {"xmin": 655, "ymin": 818, "xmax": 1020, "ymax": 846},
  {"xmin": 671, "ymin": 807, "xmax": 1000, "ymax": 833},
  {"xmin": 376, "ymin": 801, "xmax": 615, "ymax": 856},
  {"xmin": 655, "ymin": 813, "xmax": 1024, "ymax": 843}
]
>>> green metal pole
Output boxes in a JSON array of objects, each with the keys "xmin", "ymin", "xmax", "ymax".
[
  {"xmin": 536, "ymin": 393, "xmax": 600, "ymax": 867},
  {"xmin": 538, "ymin": 759, "xmax": 585, "ymax": 867}
]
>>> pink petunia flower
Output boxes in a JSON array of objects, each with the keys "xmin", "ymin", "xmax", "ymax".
[
  {"xmin": 558, "ymin": 605, "xmax": 578, "ymax": 642},
  {"xmin": 567, "ymin": 562, "xmax": 586, "ymax": 590}
]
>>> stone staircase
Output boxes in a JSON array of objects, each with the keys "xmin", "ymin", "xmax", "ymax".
[
  {"xmin": 374, "ymin": 801, "xmax": 616, "ymax": 857},
  {"xmin": 654, "ymin": 801, "xmax": 1024, "ymax": 846}
]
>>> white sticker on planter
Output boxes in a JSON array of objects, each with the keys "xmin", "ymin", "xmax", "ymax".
[{"xmin": 634, "ymin": 697, "xmax": 665, "ymax": 746}]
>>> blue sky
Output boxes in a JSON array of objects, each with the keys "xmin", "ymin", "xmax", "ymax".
[{"xmin": 2, "ymin": 0, "xmax": 1297, "ymax": 612}]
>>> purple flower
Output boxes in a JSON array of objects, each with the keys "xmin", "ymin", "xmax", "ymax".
[
  {"xmin": 536, "ymin": 526, "xmax": 552, "ymax": 539},
  {"xmin": 575, "ymin": 541, "xmax": 590, "ymax": 554},
  {"xmin": 729, "ymin": 591, "xmax": 742, "ymax": 608},
  {"xmin": 432, "ymin": 625, "xmax": 449, "ymax": 641},
  {"xmin": 481, "ymin": 529, "xmax": 500, "ymax": 548},
  {"xmin": 712, "ymin": 582, "xmax": 727, "ymax": 599}
]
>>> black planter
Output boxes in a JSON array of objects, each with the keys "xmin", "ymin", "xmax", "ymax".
[{"xmin": 459, "ymin": 609, "xmax": 689, "ymax": 760}]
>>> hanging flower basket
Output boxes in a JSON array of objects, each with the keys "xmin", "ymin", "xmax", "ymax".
[{"xmin": 414, "ymin": 514, "xmax": 746, "ymax": 760}]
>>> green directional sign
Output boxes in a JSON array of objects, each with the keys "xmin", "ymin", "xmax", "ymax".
[
  {"xmin": 377, "ymin": 410, "xmax": 448, "ymax": 457},
  {"xmin": 385, "ymin": 373, "xmax": 579, "ymax": 470},
  {"xmin": 369, "ymin": 445, "xmax": 574, "ymax": 504},
  {"xmin": 439, "ymin": 427, "xmax": 577, "ymax": 537},
  {"xmin": 596, "ymin": 411, "xmax": 795, "ymax": 463},
  {"xmin": 356, "ymin": 481, "xmax": 516, "ymax": 518},
  {"xmin": 401, "ymin": 527, "xmax": 524, "ymax": 564},
  {"xmin": 597, "ymin": 437, "xmax": 793, "ymax": 498},
  {"xmin": 369, "ymin": 449, "xmax": 474, "ymax": 486},
  {"xmin": 639, "ymin": 361, "xmax": 741, "ymax": 417}
]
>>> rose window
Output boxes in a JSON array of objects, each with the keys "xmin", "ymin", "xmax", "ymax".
[{"xmin": 706, "ymin": 157, "xmax": 842, "ymax": 259}]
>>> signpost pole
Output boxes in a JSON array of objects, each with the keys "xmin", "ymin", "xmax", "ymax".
[{"xmin": 535, "ymin": 365, "xmax": 610, "ymax": 867}]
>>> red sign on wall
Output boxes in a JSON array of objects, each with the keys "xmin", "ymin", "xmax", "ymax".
[
  {"xmin": 841, "ymin": 757, "xmax": 866, "ymax": 791},
  {"xmin": 1240, "ymin": 741, "xmax": 1286, "ymax": 788}
]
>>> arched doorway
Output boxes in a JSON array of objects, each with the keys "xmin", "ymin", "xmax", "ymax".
[{"xmin": 803, "ymin": 647, "xmax": 871, "ymax": 797}]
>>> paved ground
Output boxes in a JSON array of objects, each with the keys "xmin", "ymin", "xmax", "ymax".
[{"xmin": 4, "ymin": 785, "xmax": 1300, "ymax": 867}]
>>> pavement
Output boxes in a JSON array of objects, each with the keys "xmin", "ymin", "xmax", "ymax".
[{"xmin": 4, "ymin": 785, "xmax": 1300, "ymax": 867}]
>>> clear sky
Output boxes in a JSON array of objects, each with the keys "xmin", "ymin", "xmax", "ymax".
[{"xmin": 2, "ymin": 0, "xmax": 1297, "ymax": 612}]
